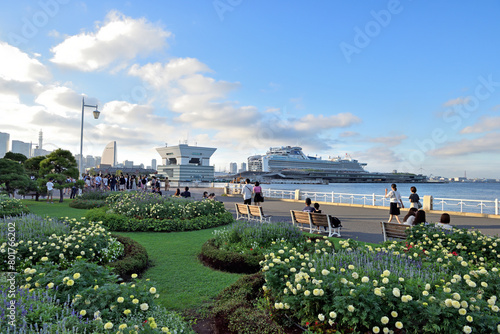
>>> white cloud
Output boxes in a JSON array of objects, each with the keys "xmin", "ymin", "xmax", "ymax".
[
  {"xmin": 368, "ymin": 134, "xmax": 407, "ymax": 146},
  {"xmin": 428, "ymin": 133, "xmax": 500, "ymax": 156},
  {"xmin": 461, "ymin": 116, "xmax": 500, "ymax": 134},
  {"xmin": 292, "ymin": 113, "xmax": 362, "ymax": 132},
  {"xmin": 0, "ymin": 42, "xmax": 50, "ymax": 82},
  {"xmin": 443, "ymin": 97, "xmax": 470, "ymax": 107},
  {"xmin": 50, "ymin": 11, "xmax": 171, "ymax": 71}
]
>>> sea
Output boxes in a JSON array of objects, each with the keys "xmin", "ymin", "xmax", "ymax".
[
  {"xmin": 263, "ymin": 182, "xmax": 500, "ymax": 202},
  {"xmin": 259, "ymin": 182, "xmax": 500, "ymax": 215}
]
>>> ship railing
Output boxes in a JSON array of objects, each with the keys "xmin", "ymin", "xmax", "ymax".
[
  {"xmin": 298, "ymin": 191, "xmax": 388, "ymax": 206},
  {"xmin": 433, "ymin": 197, "xmax": 499, "ymax": 215}
]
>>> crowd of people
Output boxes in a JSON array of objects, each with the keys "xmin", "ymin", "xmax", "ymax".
[{"xmin": 77, "ymin": 174, "xmax": 170, "ymax": 194}]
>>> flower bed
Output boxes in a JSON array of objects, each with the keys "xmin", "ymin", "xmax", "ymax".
[
  {"xmin": 106, "ymin": 192, "xmax": 227, "ymax": 220},
  {"xmin": 0, "ymin": 215, "xmax": 123, "ymax": 271},
  {"xmin": 0, "ymin": 197, "xmax": 29, "ymax": 216},
  {"xmin": 261, "ymin": 229, "xmax": 500, "ymax": 334},
  {"xmin": 1, "ymin": 261, "xmax": 195, "ymax": 333}
]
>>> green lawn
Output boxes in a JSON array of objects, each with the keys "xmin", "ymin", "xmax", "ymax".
[
  {"xmin": 23, "ymin": 199, "xmax": 90, "ymax": 219},
  {"xmin": 118, "ymin": 230, "xmax": 242, "ymax": 312},
  {"xmin": 22, "ymin": 199, "xmax": 241, "ymax": 313}
]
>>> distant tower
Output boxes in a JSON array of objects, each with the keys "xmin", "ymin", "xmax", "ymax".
[
  {"xmin": 38, "ymin": 129, "xmax": 43, "ymax": 149},
  {"xmin": 152, "ymin": 159, "xmax": 157, "ymax": 170}
]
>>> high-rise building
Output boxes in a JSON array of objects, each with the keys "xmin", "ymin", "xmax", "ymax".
[
  {"xmin": 0, "ymin": 132, "xmax": 9, "ymax": 158},
  {"xmin": 11, "ymin": 140, "xmax": 31, "ymax": 158},
  {"xmin": 239, "ymin": 162, "xmax": 247, "ymax": 173},
  {"xmin": 156, "ymin": 144, "xmax": 216, "ymax": 182},
  {"xmin": 152, "ymin": 159, "xmax": 157, "ymax": 170},
  {"xmin": 124, "ymin": 160, "xmax": 133, "ymax": 168},
  {"xmin": 229, "ymin": 162, "xmax": 237, "ymax": 174},
  {"xmin": 101, "ymin": 141, "xmax": 117, "ymax": 166},
  {"xmin": 86, "ymin": 155, "xmax": 96, "ymax": 168}
]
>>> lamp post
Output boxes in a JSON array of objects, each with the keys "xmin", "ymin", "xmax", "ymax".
[{"xmin": 80, "ymin": 97, "xmax": 101, "ymax": 178}]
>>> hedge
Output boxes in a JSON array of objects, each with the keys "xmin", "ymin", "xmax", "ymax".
[
  {"xmin": 199, "ymin": 238, "xmax": 263, "ymax": 274},
  {"xmin": 108, "ymin": 234, "xmax": 149, "ymax": 279},
  {"xmin": 69, "ymin": 198, "xmax": 107, "ymax": 209},
  {"xmin": 85, "ymin": 208, "xmax": 234, "ymax": 232}
]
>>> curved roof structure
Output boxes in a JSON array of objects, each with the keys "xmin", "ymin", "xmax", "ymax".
[{"xmin": 101, "ymin": 141, "xmax": 117, "ymax": 166}]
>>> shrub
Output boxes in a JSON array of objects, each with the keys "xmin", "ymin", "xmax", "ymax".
[
  {"xmin": 0, "ymin": 215, "xmax": 124, "ymax": 271},
  {"xmin": 213, "ymin": 273, "xmax": 285, "ymax": 334},
  {"xmin": 78, "ymin": 188, "xmax": 114, "ymax": 200},
  {"xmin": 108, "ymin": 234, "xmax": 149, "ymax": 278},
  {"xmin": 69, "ymin": 198, "xmax": 107, "ymax": 209},
  {"xmin": 0, "ymin": 196, "xmax": 29, "ymax": 217},
  {"xmin": 85, "ymin": 208, "xmax": 234, "ymax": 232},
  {"xmin": 199, "ymin": 238, "xmax": 262, "ymax": 273},
  {"xmin": 212, "ymin": 220, "xmax": 304, "ymax": 256}
]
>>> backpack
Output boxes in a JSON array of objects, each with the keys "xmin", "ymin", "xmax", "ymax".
[{"xmin": 330, "ymin": 216, "xmax": 342, "ymax": 228}]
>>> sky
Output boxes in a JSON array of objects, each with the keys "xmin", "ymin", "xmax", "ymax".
[{"xmin": 1, "ymin": 0, "xmax": 500, "ymax": 179}]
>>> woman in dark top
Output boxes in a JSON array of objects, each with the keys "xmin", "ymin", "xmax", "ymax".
[{"xmin": 413, "ymin": 210, "xmax": 427, "ymax": 226}]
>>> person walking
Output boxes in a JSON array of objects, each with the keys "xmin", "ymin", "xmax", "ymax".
[
  {"xmin": 385, "ymin": 183, "xmax": 404, "ymax": 223},
  {"xmin": 253, "ymin": 181, "xmax": 264, "ymax": 206},
  {"xmin": 242, "ymin": 179, "xmax": 253, "ymax": 205},
  {"xmin": 46, "ymin": 178, "xmax": 54, "ymax": 203}
]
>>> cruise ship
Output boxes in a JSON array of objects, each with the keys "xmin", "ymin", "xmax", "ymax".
[{"xmin": 247, "ymin": 146, "xmax": 426, "ymax": 183}]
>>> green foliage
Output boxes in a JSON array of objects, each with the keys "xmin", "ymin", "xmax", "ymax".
[
  {"xmin": 85, "ymin": 207, "xmax": 234, "ymax": 232},
  {"xmin": 69, "ymin": 198, "xmax": 107, "ymax": 209},
  {"xmin": 0, "ymin": 197, "xmax": 30, "ymax": 217},
  {"xmin": 200, "ymin": 238, "xmax": 262, "ymax": 273},
  {"xmin": 212, "ymin": 273, "xmax": 285, "ymax": 334},
  {"xmin": 108, "ymin": 234, "xmax": 149, "ymax": 278},
  {"xmin": 0, "ymin": 158, "xmax": 31, "ymax": 196},
  {"xmin": 0, "ymin": 215, "xmax": 124, "ymax": 271},
  {"xmin": 38, "ymin": 148, "xmax": 79, "ymax": 202},
  {"xmin": 4, "ymin": 151, "xmax": 28, "ymax": 163},
  {"xmin": 212, "ymin": 220, "xmax": 304, "ymax": 256},
  {"xmin": 78, "ymin": 189, "xmax": 114, "ymax": 200}
]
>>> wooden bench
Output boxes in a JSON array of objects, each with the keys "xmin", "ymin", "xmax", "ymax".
[
  {"xmin": 248, "ymin": 205, "xmax": 272, "ymax": 223},
  {"xmin": 380, "ymin": 222, "xmax": 409, "ymax": 241},
  {"xmin": 235, "ymin": 203, "xmax": 250, "ymax": 220},
  {"xmin": 290, "ymin": 210, "xmax": 341, "ymax": 238}
]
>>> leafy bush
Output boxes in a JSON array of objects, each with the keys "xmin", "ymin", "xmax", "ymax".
[
  {"xmin": 212, "ymin": 220, "xmax": 304, "ymax": 256},
  {"xmin": 0, "ymin": 197, "xmax": 29, "ymax": 217},
  {"xmin": 108, "ymin": 234, "xmax": 149, "ymax": 278},
  {"xmin": 200, "ymin": 238, "xmax": 262, "ymax": 273},
  {"xmin": 0, "ymin": 215, "xmax": 124, "ymax": 271},
  {"xmin": 69, "ymin": 198, "xmax": 107, "ymax": 209},
  {"xmin": 78, "ymin": 188, "xmax": 114, "ymax": 200},
  {"xmin": 85, "ymin": 208, "xmax": 234, "ymax": 232}
]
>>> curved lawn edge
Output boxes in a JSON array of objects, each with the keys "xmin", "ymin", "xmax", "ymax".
[
  {"xmin": 199, "ymin": 238, "xmax": 263, "ymax": 274},
  {"xmin": 108, "ymin": 233, "xmax": 150, "ymax": 279}
]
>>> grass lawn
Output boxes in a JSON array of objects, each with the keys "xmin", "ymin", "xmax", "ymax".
[
  {"xmin": 117, "ymin": 229, "xmax": 242, "ymax": 312},
  {"xmin": 22, "ymin": 198, "xmax": 90, "ymax": 219}
]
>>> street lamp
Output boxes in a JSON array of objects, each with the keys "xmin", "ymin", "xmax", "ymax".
[{"xmin": 80, "ymin": 97, "xmax": 100, "ymax": 178}]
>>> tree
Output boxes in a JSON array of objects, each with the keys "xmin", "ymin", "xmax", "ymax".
[
  {"xmin": 39, "ymin": 149, "xmax": 79, "ymax": 203},
  {"xmin": 4, "ymin": 151, "xmax": 28, "ymax": 163},
  {"xmin": 0, "ymin": 158, "xmax": 31, "ymax": 197},
  {"xmin": 24, "ymin": 156, "xmax": 46, "ymax": 201}
]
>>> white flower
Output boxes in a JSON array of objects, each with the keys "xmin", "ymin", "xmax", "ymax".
[
  {"xmin": 381, "ymin": 316, "xmax": 389, "ymax": 324},
  {"xmin": 392, "ymin": 288, "xmax": 400, "ymax": 298},
  {"xmin": 318, "ymin": 313, "xmax": 325, "ymax": 321},
  {"xmin": 463, "ymin": 325, "xmax": 472, "ymax": 334},
  {"xmin": 347, "ymin": 305, "xmax": 355, "ymax": 312},
  {"xmin": 329, "ymin": 311, "xmax": 337, "ymax": 319}
]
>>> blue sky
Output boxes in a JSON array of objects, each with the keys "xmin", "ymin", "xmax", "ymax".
[{"xmin": 1, "ymin": 0, "xmax": 500, "ymax": 178}]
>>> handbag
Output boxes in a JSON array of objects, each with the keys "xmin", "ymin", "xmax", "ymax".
[{"xmin": 417, "ymin": 201, "xmax": 422, "ymax": 209}]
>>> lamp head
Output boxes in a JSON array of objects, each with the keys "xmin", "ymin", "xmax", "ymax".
[{"xmin": 93, "ymin": 108, "xmax": 100, "ymax": 119}]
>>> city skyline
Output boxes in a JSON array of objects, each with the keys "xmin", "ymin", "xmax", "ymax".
[{"xmin": 2, "ymin": 1, "xmax": 500, "ymax": 178}]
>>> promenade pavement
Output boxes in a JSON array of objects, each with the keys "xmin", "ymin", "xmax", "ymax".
[{"xmin": 186, "ymin": 187, "xmax": 500, "ymax": 244}]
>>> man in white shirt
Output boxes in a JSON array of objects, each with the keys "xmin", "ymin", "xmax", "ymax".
[
  {"xmin": 242, "ymin": 179, "xmax": 253, "ymax": 204},
  {"xmin": 46, "ymin": 178, "xmax": 54, "ymax": 203}
]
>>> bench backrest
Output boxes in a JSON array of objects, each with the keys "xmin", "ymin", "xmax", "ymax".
[
  {"xmin": 248, "ymin": 205, "xmax": 264, "ymax": 217},
  {"xmin": 291, "ymin": 210, "xmax": 311, "ymax": 224},
  {"xmin": 310, "ymin": 213, "xmax": 329, "ymax": 227},
  {"xmin": 380, "ymin": 222, "xmax": 409, "ymax": 241},
  {"xmin": 235, "ymin": 203, "xmax": 249, "ymax": 215}
]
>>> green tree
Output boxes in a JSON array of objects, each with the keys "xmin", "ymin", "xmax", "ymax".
[
  {"xmin": 4, "ymin": 151, "xmax": 28, "ymax": 163},
  {"xmin": 24, "ymin": 156, "xmax": 46, "ymax": 201},
  {"xmin": 0, "ymin": 158, "xmax": 31, "ymax": 197},
  {"xmin": 39, "ymin": 149, "xmax": 79, "ymax": 203}
]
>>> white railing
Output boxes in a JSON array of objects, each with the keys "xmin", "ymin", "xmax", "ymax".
[
  {"xmin": 433, "ymin": 197, "xmax": 499, "ymax": 215},
  {"xmin": 223, "ymin": 184, "xmax": 499, "ymax": 215}
]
